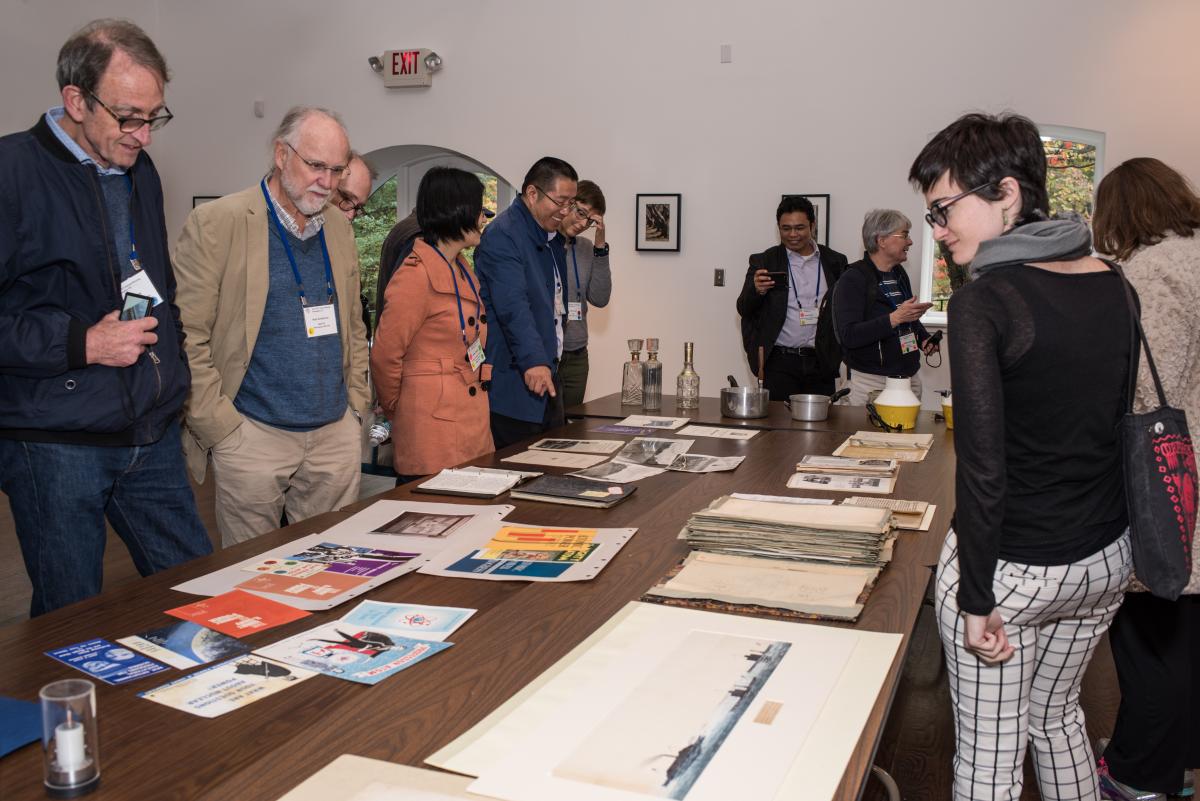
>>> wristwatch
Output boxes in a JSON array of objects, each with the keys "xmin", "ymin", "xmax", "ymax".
[{"xmin": 593, "ymin": 243, "xmax": 610, "ymax": 258}]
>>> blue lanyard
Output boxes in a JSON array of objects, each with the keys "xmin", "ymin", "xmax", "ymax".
[
  {"xmin": 432, "ymin": 246, "xmax": 481, "ymax": 345},
  {"xmin": 787, "ymin": 250, "xmax": 822, "ymax": 309},
  {"xmin": 125, "ymin": 175, "xmax": 141, "ymax": 271},
  {"xmin": 569, "ymin": 240, "xmax": 582, "ymax": 301},
  {"xmin": 260, "ymin": 179, "xmax": 334, "ymax": 306}
]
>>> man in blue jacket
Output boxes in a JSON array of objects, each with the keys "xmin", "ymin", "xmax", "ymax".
[
  {"xmin": 0, "ymin": 20, "xmax": 211, "ymax": 617},
  {"xmin": 475, "ymin": 157, "xmax": 578, "ymax": 449}
]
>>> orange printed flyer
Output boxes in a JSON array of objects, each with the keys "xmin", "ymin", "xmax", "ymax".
[{"xmin": 165, "ymin": 589, "xmax": 311, "ymax": 638}]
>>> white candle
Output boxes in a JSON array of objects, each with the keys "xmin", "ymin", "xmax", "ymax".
[{"xmin": 54, "ymin": 720, "xmax": 86, "ymax": 771}]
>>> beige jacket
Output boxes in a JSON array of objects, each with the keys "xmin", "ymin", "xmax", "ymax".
[
  {"xmin": 173, "ymin": 184, "xmax": 371, "ymax": 482},
  {"xmin": 1122, "ymin": 232, "xmax": 1200, "ymax": 594}
]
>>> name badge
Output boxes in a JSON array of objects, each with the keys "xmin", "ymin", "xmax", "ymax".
[
  {"xmin": 797, "ymin": 308, "xmax": 818, "ymax": 326},
  {"xmin": 467, "ymin": 337, "xmax": 486, "ymax": 372},
  {"xmin": 899, "ymin": 331, "xmax": 918, "ymax": 354},
  {"xmin": 120, "ymin": 269, "xmax": 163, "ymax": 307},
  {"xmin": 303, "ymin": 304, "xmax": 338, "ymax": 338},
  {"xmin": 567, "ymin": 301, "xmax": 583, "ymax": 322}
]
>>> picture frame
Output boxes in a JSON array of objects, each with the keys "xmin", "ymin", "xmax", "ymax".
[
  {"xmin": 635, "ymin": 193, "xmax": 681, "ymax": 252},
  {"xmin": 781, "ymin": 193, "xmax": 830, "ymax": 247},
  {"xmin": 192, "ymin": 196, "xmax": 220, "ymax": 209}
]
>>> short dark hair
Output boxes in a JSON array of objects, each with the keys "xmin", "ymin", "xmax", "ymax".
[
  {"xmin": 575, "ymin": 180, "xmax": 606, "ymax": 215},
  {"xmin": 56, "ymin": 19, "xmax": 169, "ymax": 102},
  {"xmin": 1094, "ymin": 157, "xmax": 1200, "ymax": 262},
  {"xmin": 521, "ymin": 156, "xmax": 578, "ymax": 194},
  {"xmin": 416, "ymin": 167, "xmax": 485, "ymax": 244},
  {"xmin": 777, "ymin": 195, "xmax": 816, "ymax": 224},
  {"xmin": 908, "ymin": 112, "xmax": 1049, "ymax": 225}
]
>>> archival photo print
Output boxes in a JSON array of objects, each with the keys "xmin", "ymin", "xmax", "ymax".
[
  {"xmin": 553, "ymin": 631, "xmax": 790, "ymax": 799},
  {"xmin": 372, "ymin": 511, "xmax": 473, "ymax": 538}
]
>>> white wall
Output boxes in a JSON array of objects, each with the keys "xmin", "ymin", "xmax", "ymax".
[{"xmin": 5, "ymin": 0, "xmax": 1199, "ymax": 406}]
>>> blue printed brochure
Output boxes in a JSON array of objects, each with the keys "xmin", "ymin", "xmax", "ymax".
[
  {"xmin": 254, "ymin": 622, "xmax": 452, "ymax": 685},
  {"xmin": 46, "ymin": 638, "xmax": 170, "ymax": 685},
  {"xmin": 338, "ymin": 601, "xmax": 475, "ymax": 641}
]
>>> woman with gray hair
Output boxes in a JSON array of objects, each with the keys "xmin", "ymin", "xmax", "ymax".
[{"xmin": 830, "ymin": 208, "xmax": 938, "ymax": 405}]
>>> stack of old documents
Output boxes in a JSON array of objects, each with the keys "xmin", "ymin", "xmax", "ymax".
[
  {"xmin": 681, "ymin": 495, "xmax": 894, "ymax": 567},
  {"xmin": 833, "ymin": 430, "xmax": 934, "ymax": 462},
  {"xmin": 786, "ymin": 455, "xmax": 898, "ymax": 494}
]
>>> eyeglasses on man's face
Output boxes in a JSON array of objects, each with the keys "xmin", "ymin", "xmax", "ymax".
[
  {"xmin": 284, "ymin": 141, "xmax": 348, "ymax": 178},
  {"xmin": 335, "ymin": 189, "xmax": 367, "ymax": 218},
  {"xmin": 570, "ymin": 203, "xmax": 600, "ymax": 229},
  {"xmin": 86, "ymin": 90, "xmax": 173, "ymax": 133},
  {"xmin": 925, "ymin": 182, "xmax": 992, "ymax": 228},
  {"xmin": 534, "ymin": 185, "xmax": 577, "ymax": 211}
]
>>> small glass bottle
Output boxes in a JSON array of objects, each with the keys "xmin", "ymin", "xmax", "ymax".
[
  {"xmin": 676, "ymin": 341, "xmax": 700, "ymax": 409},
  {"xmin": 642, "ymin": 338, "xmax": 662, "ymax": 411},
  {"xmin": 621, "ymin": 339, "xmax": 644, "ymax": 405}
]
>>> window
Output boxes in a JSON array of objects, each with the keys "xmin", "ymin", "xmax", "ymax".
[
  {"xmin": 918, "ymin": 124, "xmax": 1105, "ymax": 325},
  {"xmin": 352, "ymin": 175, "xmax": 398, "ymax": 323}
]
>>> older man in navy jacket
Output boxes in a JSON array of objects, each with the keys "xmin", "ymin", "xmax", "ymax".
[{"xmin": 475, "ymin": 157, "xmax": 578, "ymax": 449}]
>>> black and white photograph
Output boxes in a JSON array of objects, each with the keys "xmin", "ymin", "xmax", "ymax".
[
  {"xmin": 614, "ymin": 437, "xmax": 694, "ymax": 467},
  {"xmin": 780, "ymin": 193, "xmax": 829, "ymax": 246},
  {"xmin": 371, "ymin": 511, "xmax": 472, "ymax": 538},
  {"xmin": 636, "ymin": 193, "xmax": 682, "ymax": 252}
]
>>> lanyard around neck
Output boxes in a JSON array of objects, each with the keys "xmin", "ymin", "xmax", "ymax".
[
  {"xmin": 788, "ymin": 249, "xmax": 822, "ymax": 309},
  {"xmin": 260, "ymin": 179, "xmax": 334, "ymax": 306},
  {"xmin": 431, "ymin": 246, "xmax": 481, "ymax": 345},
  {"xmin": 570, "ymin": 240, "xmax": 582, "ymax": 300},
  {"xmin": 125, "ymin": 175, "xmax": 142, "ymax": 271}
]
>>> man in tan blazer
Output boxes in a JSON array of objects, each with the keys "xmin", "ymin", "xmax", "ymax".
[{"xmin": 174, "ymin": 106, "xmax": 370, "ymax": 546}]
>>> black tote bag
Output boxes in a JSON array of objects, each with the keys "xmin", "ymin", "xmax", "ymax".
[{"xmin": 1108, "ymin": 261, "xmax": 1197, "ymax": 600}]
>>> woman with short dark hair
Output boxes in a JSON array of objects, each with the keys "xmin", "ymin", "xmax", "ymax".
[
  {"xmin": 370, "ymin": 167, "xmax": 494, "ymax": 479},
  {"xmin": 1091, "ymin": 156, "xmax": 1200, "ymax": 801},
  {"xmin": 909, "ymin": 112, "xmax": 1134, "ymax": 800}
]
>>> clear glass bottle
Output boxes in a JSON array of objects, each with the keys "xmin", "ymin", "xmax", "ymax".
[
  {"xmin": 642, "ymin": 338, "xmax": 662, "ymax": 411},
  {"xmin": 676, "ymin": 341, "xmax": 700, "ymax": 409},
  {"xmin": 621, "ymin": 339, "xmax": 644, "ymax": 405}
]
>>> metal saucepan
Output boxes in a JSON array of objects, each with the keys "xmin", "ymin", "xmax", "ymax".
[
  {"xmin": 787, "ymin": 387, "xmax": 851, "ymax": 421},
  {"xmin": 722, "ymin": 374, "xmax": 769, "ymax": 419}
]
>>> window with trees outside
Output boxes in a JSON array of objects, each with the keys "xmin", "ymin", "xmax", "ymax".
[{"xmin": 918, "ymin": 124, "xmax": 1104, "ymax": 326}]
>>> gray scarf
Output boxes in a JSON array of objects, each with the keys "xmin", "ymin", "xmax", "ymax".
[{"xmin": 969, "ymin": 218, "xmax": 1093, "ymax": 278}]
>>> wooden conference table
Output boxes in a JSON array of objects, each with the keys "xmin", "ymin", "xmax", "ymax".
[{"xmin": 0, "ymin": 399, "xmax": 955, "ymax": 801}]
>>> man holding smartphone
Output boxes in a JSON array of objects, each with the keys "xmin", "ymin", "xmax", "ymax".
[{"xmin": 736, "ymin": 196, "xmax": 848, "ymax": 399}]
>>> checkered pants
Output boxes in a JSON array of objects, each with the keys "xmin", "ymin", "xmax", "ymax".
[{"xmin": 936, "ymin": 529, "xmax": 1132, "ymax": 801}]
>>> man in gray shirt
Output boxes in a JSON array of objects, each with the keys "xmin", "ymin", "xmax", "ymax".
[{"xmin": 557, "ymin": 179, "xmax": 612, "ymax": 408}]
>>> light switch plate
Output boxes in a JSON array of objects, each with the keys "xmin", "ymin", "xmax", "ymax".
[{"xmin": 714, "ymin": 269, "xmax": 725, "ymax": 287}]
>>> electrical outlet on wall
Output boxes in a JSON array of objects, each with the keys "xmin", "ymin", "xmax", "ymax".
[{"xmin": 714, "ymin": 269, "xmax": 725, "ymax": 287}]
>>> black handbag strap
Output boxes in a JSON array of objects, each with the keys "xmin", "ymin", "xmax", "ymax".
[{"xmin": 1103, "ymin": 259, "xmax": 1170, "ymax": 411}]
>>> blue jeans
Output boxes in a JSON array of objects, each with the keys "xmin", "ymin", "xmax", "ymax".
[{"xmin": 0, "ymin": 421, "xmax": 213, "ymax": 617}]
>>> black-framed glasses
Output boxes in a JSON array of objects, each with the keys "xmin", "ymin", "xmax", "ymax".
[
  {"xmin": 534, "ymin": 185, "xmax": 576, "ymax": 210},
  {"xmin": 924, "ymin": 182, "xmax": 993, "ymax": 228},
  {"xmin": 284, "ymin": 141, "xmax": 348, "ymax": 178},
  {"xmin": 86, "ymin": 90, "xmax": 173, "ymax": 133},
  {"xmin": 866, "ymin": 402, "xmax": 904, "ymax": 433},
  {"xmin": 335, "ymin": 189, "xmax": 367, "ymax": 218},
  {"xmin": 570, "ymin": 204, "xmax": 600, "ymax": 229}
]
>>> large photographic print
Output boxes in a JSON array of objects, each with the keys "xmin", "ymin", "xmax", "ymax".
[{"xmin": 636, "ymin": 194, "xmax": 682, "ymax": 252}]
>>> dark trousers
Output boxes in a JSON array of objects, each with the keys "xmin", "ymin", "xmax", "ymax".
[
  {"xmin": 762, "ymin": 347, "xmax": 834, "ymax": 401},
  {"xmin": 490, "ymin": 378, "xmax": 565, "ymax": 451},
  {"xmin": 1104, "ymin": 592, "xmax": 1200, "ymax": 792},
  {"xmin": 559, "ymin": 347, "xmax": 589, "ymax": 410}
]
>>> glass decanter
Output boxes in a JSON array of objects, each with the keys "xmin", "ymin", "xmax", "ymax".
[
  {"xmin": 676, "ymin": 341, "xmax": 700, "ymax": 409},
  {"xmin": 621, "ymin": 339, "xmax": 644, "ymax": 405},
  {"xmin": 641, "ymin": 338, "xmax": 662, "ymax": 411}
]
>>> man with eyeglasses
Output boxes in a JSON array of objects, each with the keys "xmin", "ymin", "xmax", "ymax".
[
  {"xmin": 556, "ymin": 180, "xmax": 612, "ymax": 409},
  {"xmin": 0, "ymin": 19, "xmax": 212, "ymax": 616},
  {"xmin": 737, "ymin": 196, "xmax": 849, "ymax": 401},
  {"xmin": 336, "ymin": 151, "xmax": 376, "ymax": 223},
  {"xmin": 174, "ymin": 106, "xmax": 370, "ymax": 546},
  {"xmin": 474, "ymin": 156, "xmax": 578, "ymax": 449}
]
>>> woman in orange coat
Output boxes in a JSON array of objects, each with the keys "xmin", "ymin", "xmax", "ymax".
[{"xmin": 371, "ymin": 167, "xmax": 495, "ymax": 478}]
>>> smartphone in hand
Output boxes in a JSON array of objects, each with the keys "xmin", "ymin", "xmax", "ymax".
[{"xmin": 120, "ymin": 292, "xmax": 153, "ymax": 321}]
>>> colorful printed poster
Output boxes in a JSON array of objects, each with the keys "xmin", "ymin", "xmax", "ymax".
[
  {"xmin": 165, "ymin": 589, "xmax": 311, "ymax": 638},
  {"xmin": 138, "ymin": 655, "xmax": 315, "ymax": 718},
  {"xmin": 338, "ymin": 601, "xmax": 475, "ymax": 642},
  {"xmin": 441, "ymin": 554, "xmax": 580, "ymax": 579},
  {"xmin": 117, "ymin": 620, "xmax": 249, "ymax": 669},
  {"xmin": 46, "ymin": 638, "xmax": 170, "ymax": 684},
  {"xmin": 284, "ymin": 543, "xmax": 420, "ymax": 578},
  {"xmin": 241, "ymin": 558, "xmax": 327, "ymax": 578},
  {"xmin": 255, "ymin": 623, "xmax": 452, "ymax": 685},
  {"xmin": 236, "ymin": 571, "xmax": 369, "ymax": 601}
]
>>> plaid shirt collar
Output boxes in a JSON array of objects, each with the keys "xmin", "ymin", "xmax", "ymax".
[{"xmin": 263, "ymin": 176, "xmax": 325, "ymax": 241}]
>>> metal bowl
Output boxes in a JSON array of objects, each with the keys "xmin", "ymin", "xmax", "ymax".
[{"xmin": 720, "ymin": 386, "xmax": 769, "ymax": 419}]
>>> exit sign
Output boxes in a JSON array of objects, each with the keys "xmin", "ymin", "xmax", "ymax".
[{"xmin": 381, "ymin": 49, "xmax": 433, "ymax": 88}]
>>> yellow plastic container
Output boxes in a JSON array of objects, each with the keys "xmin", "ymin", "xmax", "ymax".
[
  {"xmin": 942, "ymin": 397, "xmax": 954, "ymax": 429},
  {"xmin": 874, "ymin": 403, "xmax": 920, "ymax": 430},
  {"xmin": 873, "ymin": 377, "xmax": 922, "ymax": 430}
]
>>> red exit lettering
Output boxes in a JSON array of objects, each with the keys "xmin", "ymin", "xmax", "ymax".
[{"xmin": 391, "ymin": 50, "xmax": 420, "ymax": 76}]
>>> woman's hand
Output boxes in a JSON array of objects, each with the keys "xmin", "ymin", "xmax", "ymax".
[{"xmin": 963, "ymin": 610, "xmax": 1015, "ymax": 665}]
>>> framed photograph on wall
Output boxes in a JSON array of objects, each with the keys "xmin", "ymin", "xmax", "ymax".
[
  {"xmin": 781, "ymin": 193, "xmax": 830, "ymax": 247},
  {"xmin": 192, "ymin": 196, "xmax": 220, "ymax": 208},
  {"xmin": 635, "ymin": 193, "xmax": 681, "ymax": 252}
]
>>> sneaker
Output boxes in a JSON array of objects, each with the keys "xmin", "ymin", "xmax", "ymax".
[
  {"xmin": 1097, "ymin": 737, "xmax": 1195, "ymax": 799},
  {"xmin": 1098, "ymin": 757, "xmax": 1167, "ymax": 801}
]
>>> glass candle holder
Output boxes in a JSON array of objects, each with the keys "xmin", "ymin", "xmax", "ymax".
[{"xmin": 41, "ymin": 679, "xmax": 100, "ymax": 798}]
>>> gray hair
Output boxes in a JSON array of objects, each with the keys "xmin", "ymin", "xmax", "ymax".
[
  {"xmin": 267, "ymin": 106, "xmax": 348, "ymax": 173},
  {"xmin": 862, "ymin": 208, "xmax": 912, "ymax": 253},
  {"xmin": 349, "ymin": 150, "xmax": 379, "ymax": 181},
  {"xmin": 56, "ymin": 19, "xmax": 169, "ymax": 97}
]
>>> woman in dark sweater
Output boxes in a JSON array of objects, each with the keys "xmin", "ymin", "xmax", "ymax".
[{"xmin": 909, "ymin": 112, "xmax": 1133, "ymax": 801}]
